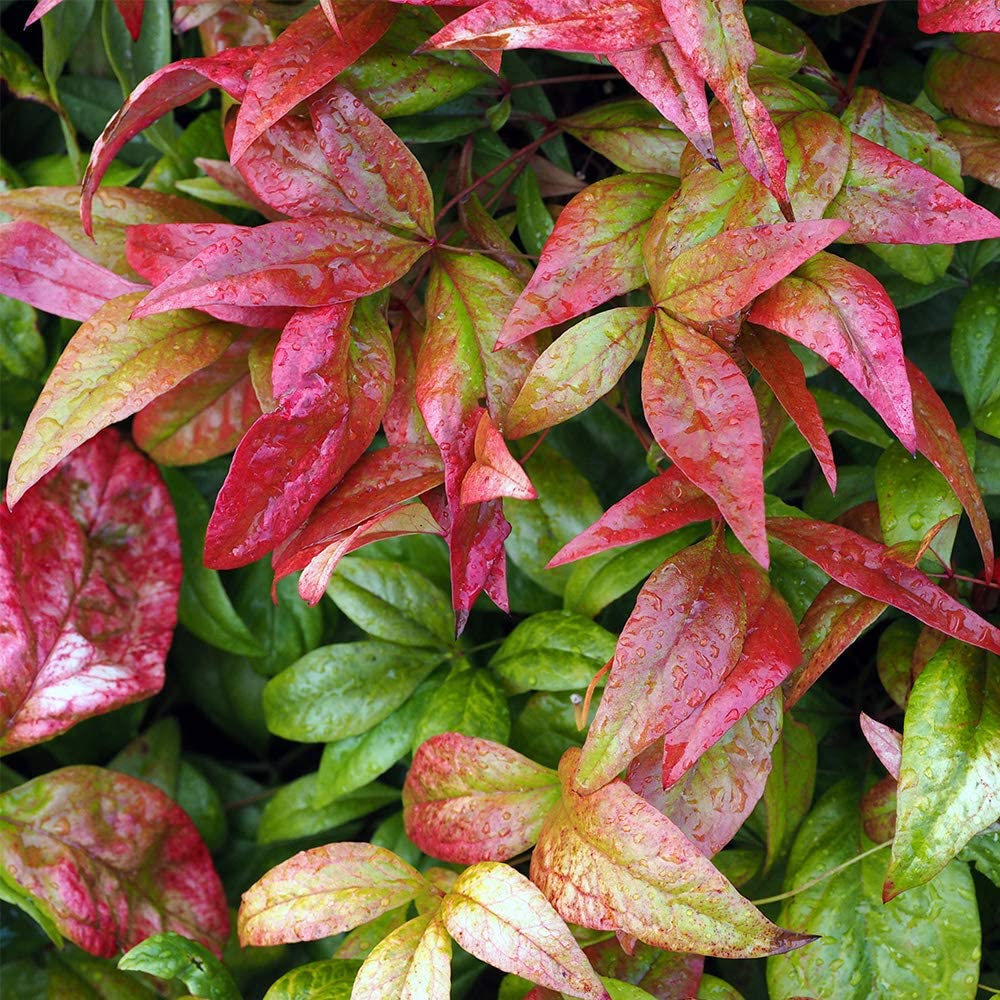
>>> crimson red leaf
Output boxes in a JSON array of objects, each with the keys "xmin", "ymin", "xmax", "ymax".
[
  {"xmin": 742, "ymin": 325, "xmax": 836, "ymax": 491},
  {"xmin": 574, "ymin": 533, "xmax": 747, "ymax": 792},
  {"xmin": 403, "ymin": 734, "xmax": 560, "ymax": 864},
  {"xmin": 548, "ymin": 467, "xmax": 717, "ymax": 566},
  {"xmin": 205, "ymin": 300, "xmax": 394, "ymax": 567},
  {"xmin": 497, "ymin": 174, "xmax": 677, "ymax": 348},
  {"xmin": 7, "ymin": 293, "xmax": 234, "ymax": 505},
  {"xmin": 460, "ymin": 412, "xmax": 535, "ymax": 503},
  {"xmin": 907, "ymin": 360, "xmax": 994, "ymax": 576},
  {"xmin": 130, "ymin": 216, "xmax": 427, "ymax": 319},
  {"xmin": 749, "ymin": 251, "xmax": 916, "ymax": 452},
  {"xmin": 0, "ymin": 765, "xmax": 228, "ymax": 957},
  {"xmin": 918, "ymin": 0, "xmax": 1000, "ymax": 33},
  {"xmin": 859, "ymin": 713, "xmax": 902, "ymax": 780},
  {"xmin": 0, "ymin": 221, "xmax": 146, "ymax": 321},
  {"xmin": 230, "ymin": 4, "xmax": 395, "ymax": 163},
  {"xmin": 825, "ymin": 135, "xmax": 1000, "ymax": 245},
  {"xmin": 641, "ymin": 314, "xmax": 767, "ymax": 567},
  {"xmin": 113, "ymin": 0, "xmax": 144, "ymax": 40},
  {"xmin": 81, "ymin": 47, "xmax": 264, "ymax": 234},
  {"xmin": 766, "ymin": 517, "xmax": 1000, "ymax": 655},
  {"xmin": 1, "ymin": 428, "xmax": 179, "ymax": 752}
]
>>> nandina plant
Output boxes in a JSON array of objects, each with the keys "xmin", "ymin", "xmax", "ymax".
[{"xmin": 1, "ymin": 0, "xmax": 999, "ymax": 997}]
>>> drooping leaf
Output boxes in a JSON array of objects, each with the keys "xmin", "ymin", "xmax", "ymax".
[
  {"xmin": 0, "ymin": 765, "xmax": 228, "ymax": 957},
  {"xmin": 403, "ymin": 733, "xmax": 560, "ymax": 863},
  {"xmin": 351, "ymin": 912, "xmax": 452, "ymax": 1000},
  {"xmin": 238, "ymin": 843, "xmax": 428, "ymax": 947},
  {"xmin": 118, "ymin": 932, "xmax": 240, "ymax": 1000},
  {"xmin": 1, "ymin": 428, "xmax": 179, "ymax": 752}
]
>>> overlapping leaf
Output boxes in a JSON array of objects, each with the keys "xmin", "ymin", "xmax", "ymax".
[{"xmin": 351, "ymin": 912, "xmax": 452, "ymax": 1000}]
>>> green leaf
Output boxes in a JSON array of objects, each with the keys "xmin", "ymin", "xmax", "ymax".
[
  {"xmin": 264, "ymin": 642, "xmax": 446, "ymax": 743},
  {"xmin": 516, "ymin": 167, "xmax": 554, "ymax": 259},
  {"xmin": 696, "ymin": 973, "xmax": 745, "ymax": 999},
  {"xmin": 0, "ymin": 295, "xmax": 45, "ymax": 380},
  {"xmin": 326, "ymin": 557, "xmax": 455, "ymax": 648},
  {"xmin": 767, "ymin": 779, "xmax": 980, "ymax": 999},
  {"xmin": 886, "ymin": 640, "xmax": 1000, "ymax": 897},
  {"xmin": 108, "ymin": 718, "xmax": 181, "ymax": 799},
  {"xmin": 489, "ymin": 611, "xmax": 616, "ymax": 694},
  {"xmin": 118, "ymin": 931, "xmax": 241, "ymax": 1000},
  {"xmin": 959, "ymin": 824, "xmax": 1000, "ymax": 887},
  {"xmin": 50, "ymin": 951, "xmax": 159, "ymax": 997},
  {"xmin": 951, "ymin": 280, "xmax": 1000, "ymax": 436},
  {"xmin": 162, "ymin": 469, "xmax": 262, "ymax": 657},
  {"xmin": 258, "ymin": 775, "xmax": 400, "ymax": 845},
  {"xmin": 176, "ymin": 760, "xmax": 227, "ymax": 853},
  {"xmin": 263, "ymin": 959, "xmax": 361, "ymax": 1000},
  {"xmin": 0, "ymin": 29, "xmax": 57, "ymax": 111},
  {"xmin": 413, "ymin": 667, "xmax": 511, "ymax": 748},
  {"xmin": 0, "ymin": 872, "xmax": 64, "ymax": 948},
  {"xmin": 510, "ymin": 689, "xmax": 597, "ymax": 770}
]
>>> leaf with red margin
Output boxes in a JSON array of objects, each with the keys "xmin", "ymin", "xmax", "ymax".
[
  {"xmin": 582, "ymin": 938, "xmax": 704, "ymax": 1000},
  {"xmin": 0, "ymin": 766, "xmax": 227, "ymax": 957},
  {"xmin": 749, "ymin": 251, "xmax": 916, "ymax": 452},
  {"xmin": 646, "ymin": 219, "xmax": 848, "ymax": 321},
  {"xmin": 641, "ymin": 314, "xmax": 767, "ymax": 567},
  {"xmin": 205, "ymin": 300, "xmax": 394, "ymax": 568},
  {"xmin": 660, "ymin": 0, "xmax": 791, "ymax": 217},
  {"xmin": 531, "ymin": 749, "xmax": 814, "ymax": 958},
  {"xmin": 113, "ymin": 0, "xmax": 144, "ymax": 40},
  {"xmin": 422, "ymin": 0, "xmax": 671, "ymax": 52},
  {"xmin": 273, "ymin": 444, "xmax": 444, "ymax": 578},
  {"xmin": 607, "ymin": 39, "xmax": 715, "ymax": 164},
  {"xmin": 497, "ymin": 174, "xmax": 677, "ymax": 349},
  {"xmin": 742, "ymin": 324, "xmax": 836, "ymax": 491},
  {"xmin": 7, "ymin": 293, "xmax": 233, "ymax": 505},
  {"xmin": 907, "ymin": 360, "xmax": 994, "ymax": 575},
  {"xmin": 0, "ymin": 221, "xmax": 146, "ymax": 321},
  {"xmin": 627, "ymin": 692, "xmax": 782, "ymax": 857},
  {"xmin": 859, "ymin": 713, "xmax": 902, "ymax": 780},
  {"xmin": 351, "ymin": 912, "xmax": 452, "ymax": 1000},
  {"xmin": 307, "ymin": 82, "xmax": 435, "ymax": 238},
  {"xmin": 825, "ymin": 135, "xmax": 1000, "ymax": 245},
  {"xmin": 506, "ymin": 307, "xmax": 651, "ymax": 439},
  {"xmin": 658, "ymin": 559, "xmax": 799, "ymax": 788},
  {"xmin": 918, "ymin": 0, "xmax": 1000, "ymax": 33},
  {"xmin": 460, "ymin": 412, "xmax": 535, "ymax": 503},
  {"xmin": 0, "ymin": 429, "xmax": 179, "ymax": 752},
  {"xmin": 81, "ymin": 47, "xmax": 264, "ymax": 234},
  {"xmin": 766, "ymin": 517, "xmax": 1000, "ymax": 655},
  {"xmin": 130, "ymin": 215, "xmax": 427, "ymax": 319},
  {"xmin": 402, "ymin": 734, "xmax": 560, "ymax": 864},
  {"xmin": 440, "ymin": 862, "xmax": 609, "ymax": 1000},
  {"xmin": 549, "ymin": 467, "xmax": 717, "ymax": 566},
  {"xmin": 132, "ymin": 329, "xmax": 264, "ymax": 466},
  {"xmin": 230, "ymin": 4, "xmax": 395, "ymax": 163},
  {"xmin": 238, "ymin": 842, "xmax": 429, "ymax": 946},
  {"xmin": 574, "ymin": 533, "xmax": 747, "ymax": 793}
]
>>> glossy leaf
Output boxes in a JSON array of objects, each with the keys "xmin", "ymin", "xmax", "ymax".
[
  {"xmin": 0, "ymin": 765, "xmax": 228, "ymax": 957},
  {"xmin": 351, "ymin": 912, "xmax": 452, "ymax": 1000},
  {"xmin": 1, "ymin": 429, "xmax": 179, "ymax": 752},
  {"xmin": 951, "ymin": 279, "xmax": 1000, "ymax": 437},
  {"xmin": 532, "ymin": 749, "xmax": 812, "ymax": 958},
  {"xmin": 440, "ymin": 862, "xmax": 609, "ymax": 1000},
  {"xmin": 460, "ymin": 411, "xmax": 536, "ymax": 503},
  {"xmin": 118, "ymin": 932, "xmax": 240, "ymax": 1000},
  {"xmin": 859, "ymin": 712, "xmax": 902, "ymax": 780},
  {"xmin": 238, "ymin": 843, "xmax": 428, "ymax": 947},
  {"xmin": 412, "ymin": 667, "xmax": 512, "ymax": 748},
  {"xmin": 642, "ymin": 314, "xmax": 766, "ymax": 566},
  {"xmin": 498, "ymin": 174, "xmax": 677, "ymax": 348},
  {"xmin": 886, "ymin": 640, "xmax": 1000, "ymax": 897},
  {"xmin": 403, "ymin": 733, "xmax": 560, "ymax": 863}
]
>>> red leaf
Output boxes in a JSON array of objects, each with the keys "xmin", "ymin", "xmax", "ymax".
[
  {"xmin": 230, "ymin": 4, "xmax": 395, "ymax": 163},
  {"xmin": 205, "ymin": 300, "xmax": 394, "ymax": 567},
  {"xmin": 81, "ymin": 47, "xmax": 264, "ymax": 234},
  {"xmin": 384, "ymin": 311, "xmax": 434, "ymax": 448},
  {"xmin": 742, "ymin": 325, "xmax": 836, "ymax": 491},
  {"xmin": 497, "ymin": 174, "xmax": 677, "ymax": 348},
  {"xmin": 113, "ymin": 0, "xmax": 144, "ymax": 40},
  {"xmin": 859, "ymin": 712, "xmax": 902, "ymax": 780},
  {"xmin": 460, "ymin": 412, "xmax": 535, "ymax": 503},
  {"xmin": 423, "ymin": 0, "xmax": 672, "ymax": 52},
  {"xmin": 826, "ymin": 135, "xmax": 1000, "ymax": 245},
  {"xmin": 641, "ymin": 314, "xmax": 767, "ymax": 567},
  {"xmin": 403, "ymin": 734, "xmax": 560, "ymax": 864},
  {"xmin": 1, "ymin": 429, "xmax": 180, "ymax": 753},
  {"xmin": 749, "ymin": 251, "xmax": 916, "ymax": 452},
  {"xmin": 0, "ymin": 221, "xmax": 146, "ymax": 321},
  {"xmin": 574, "ymin": 533, "xmax": 748, "ymax": 792},
  {"xmin": 548, "ymin": 466, "xmax": 717, "ymax": 566},
  {"xmin": 308, "ymin": 82, "xmax": 436, "ymax": 238},
  {"xmin": 907, "ymin": 360, "xmax": 994, "ymax": 576},
  {"xmin": 0, "ymin": 766, "xmax": 228, "ymax": 957},
  {"xmin": 129, "ymin": 215, "xmax": 427, "ymax": 318},
  {"xmin": 766, "ymin": 517, "xmax": 1000, "ymax": 655},
  {"xmin": 919, "ymin": 0, "xmax": 1000, "ymax": 35}
]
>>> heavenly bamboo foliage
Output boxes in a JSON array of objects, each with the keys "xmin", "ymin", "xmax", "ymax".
[{"xmin": 2, "ymin": 1, "xmax": 1000, "ymax": 997}]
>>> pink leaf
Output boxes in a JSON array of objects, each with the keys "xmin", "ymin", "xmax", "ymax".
[
  {"xmin": 460, "ymin": 412, "xmax": 536, "ymax": 503},
  {"xmin": 749, "ymin": 251, "xmax": 916, "ymax": 452},
  {"xmin": 1, "ymin": 429, "xmax": 179, "ymax": 752},
  {"xmin": 918, "ymin": 0, "xmax": 1000, "ymax": 34},
  {"xmin": 403, "ymin": 734, "xmax": 560, "ymax": 864},
  {"xmin": 0, "ymin": 765, "xmax": 228, "ymax": 956},
  {"xmin": 859, "ymin": 713, "xmax": 902, "ymax": 780}
]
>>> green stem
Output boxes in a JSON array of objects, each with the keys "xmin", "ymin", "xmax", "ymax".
[{"xmin": 752, "ymin": 841, "xmax": 891, "ymax": 905}]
